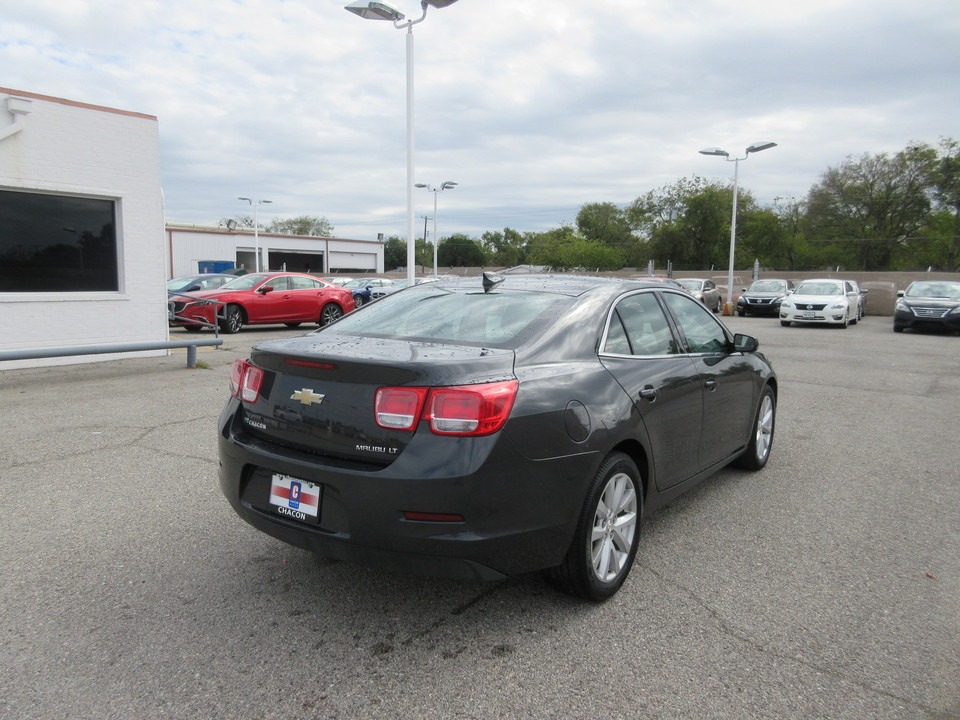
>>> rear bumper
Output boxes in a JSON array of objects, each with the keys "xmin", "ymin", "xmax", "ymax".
[{"xmin": 217, "ymin": 401, "xmax": 598, "ymax": 579}]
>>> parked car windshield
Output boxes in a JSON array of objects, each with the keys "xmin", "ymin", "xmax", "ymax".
[
  {"xmin": 794, "ymin": 281, "xmax": 842, "ymax": 295},
  {"xmin": 344, "ymin": 278, "xmax": 383, "ymax": 289},
  {"xmin": 218, "ymin": 273, "xmax": 270, "ymax": 291},
  {"xmin": 677, "ymin": 279, "xmax": 704, "ymax": 291},
  {"xmin": 905, "ymin": 281, "xmax": 960, "ymax": 299},
  {"xmin": 325, "ymin": 285, "xmax": 571, "ymax": 347},
  {"xmin": 748, "ymin": 280, "xmax": 787, "ymax": 292}
]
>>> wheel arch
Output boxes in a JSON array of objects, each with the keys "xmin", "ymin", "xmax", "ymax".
[
  {"xmin": 226, "ymin": 302, "xmax": 248, "ymax": 323},
  {"xmin": 608, "ymin": 438, "xmax": 651, "ymax": 504}
]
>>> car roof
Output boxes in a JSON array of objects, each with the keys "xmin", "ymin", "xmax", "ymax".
[{"xmin": 426, "ymin": 273, "xmax": 676, "ymax": 297}]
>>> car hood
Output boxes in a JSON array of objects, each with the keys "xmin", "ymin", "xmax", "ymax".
[
  {"xmin": 743, "ymin": 291, "xmax": 786, "ymax": 298},
  {"xmin": 900, "ymin": 296, "xmax": 960, "ymax": 308}
]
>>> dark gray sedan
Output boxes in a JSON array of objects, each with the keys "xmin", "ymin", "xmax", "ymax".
[
  {"xmin": 218, "ymin": 274, "xmax": 777, "ymax": 600},
  {"xmin": 894, "ymin": 280, "xmax": 960, "ymax": 333}
]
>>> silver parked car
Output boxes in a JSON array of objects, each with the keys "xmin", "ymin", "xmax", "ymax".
[{"xmin": 676, "ymin": 278, "xmax": 722, "ymax": 313}]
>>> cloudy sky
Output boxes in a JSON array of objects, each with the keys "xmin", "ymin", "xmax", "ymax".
[{"xmin": 2, "ymin": 0, "xmax": 958, "ymax": 241}]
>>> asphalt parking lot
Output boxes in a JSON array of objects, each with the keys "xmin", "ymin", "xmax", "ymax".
[{"xmin": 2, "ymin": 315, "xmax": 958, "ymax": 720}]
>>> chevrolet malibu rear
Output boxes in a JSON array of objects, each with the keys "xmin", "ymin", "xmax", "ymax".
[{"xmin": 218, "ymin": 274, "xmax": 777, "ymax": 599}]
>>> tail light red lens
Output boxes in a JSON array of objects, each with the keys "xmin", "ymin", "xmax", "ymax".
[
  {"xmin": 375, "ymin": 387, "xmax": 429, "ymax": 430},
  {"xmin": 230, "ymin": 358, "xmax": 264, "ymax": 403},
  {"xmin": 375, "ymin": 380, "xmax": 518, "ymax": 436}
]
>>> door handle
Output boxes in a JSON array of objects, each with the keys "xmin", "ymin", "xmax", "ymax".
[
  {"xmin": 639, "ymin": 386, "xmax": 658, "ymax": 401},
  {"xmin": 704, "ymin": 379, "xmax": 718, "ymax": 391}
]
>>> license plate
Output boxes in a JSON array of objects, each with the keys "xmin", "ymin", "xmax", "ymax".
[
  {"xmin": 269, "ymin": 474, "xmax": 321, "ymax": 524},
  {"xmin": 799, "ymin": 312, "xmax": 816, "ymax": 319}
]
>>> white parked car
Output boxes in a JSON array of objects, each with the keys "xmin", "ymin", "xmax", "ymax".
[{"xmin": 780, "ymin": 279, "xmax": 862, "ymax": 328}]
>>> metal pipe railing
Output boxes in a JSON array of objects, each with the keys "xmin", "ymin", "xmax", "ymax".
[{"xmin": 0, "ymin": 338, "xmax": 223, "ymax": 368}]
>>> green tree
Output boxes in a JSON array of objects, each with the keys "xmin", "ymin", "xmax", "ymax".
[
  {"xmin": 438, "ymin": 233, "xmax": 484, "ymax": 267},
  {"xmin": 267, "ymin": 215, "xmax": 335, "ymax": 237},
  {"xmin": 804, "ymin": 144, "xmax": 937, "ymax": 269},
  {"xmin": 576, "ymin": 202, "xmax": 636, "ymax": 247},
  {"xmin": 629, "ymin": 177, "xmax": 765, "ymax": 270},
  {"xmin": 481, "ymin": 227, "xmax": 526, "ymax": 267},
  {"xmin": 525, "ymin": 226, "xmax": 623, "ymax": 271},
  {"xmin": 931, "ymin": 137, "xmax": 960, "ymax": 269},
  {"xmin": 383, "ymin": 235, "xmax": 406, "ymax": 270}
]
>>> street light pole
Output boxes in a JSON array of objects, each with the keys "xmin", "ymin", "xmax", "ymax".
[
  {"xmin": 415, "ymin": 180, "xmax": 457, "ymax": 276},
  {"xmin": 346, "ymin": 0, "xmax": 461, "ymax": 286},
  {"xmin": 698, "ymin": 141, "xmax": 777, "ymax": 314},
  {"xmin": 237, "ymin": 197, "xmax": 272, "ymax": 273}
]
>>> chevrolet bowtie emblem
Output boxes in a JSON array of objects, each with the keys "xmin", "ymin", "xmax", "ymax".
[{"xmin": 291, "ymin": 388, "xmax": 325, "ymax": 406}]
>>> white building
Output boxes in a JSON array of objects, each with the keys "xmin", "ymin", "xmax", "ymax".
[
  {"xmin": 166, "ymin": 225, "xmax": 383, "ymax": 278},
  {"xmin": 0, "ymin": 87, "xmax": 168, "ymax": 368}
]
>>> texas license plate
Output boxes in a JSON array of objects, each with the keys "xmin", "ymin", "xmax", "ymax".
[{"xmin": 269, "ymin": 474, "xmax": 321, "ymax": 524}]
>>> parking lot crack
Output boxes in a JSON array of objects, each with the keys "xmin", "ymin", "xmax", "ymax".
[
  {"xmin": 644, "ymin": 566, "xmax": 942, "ymax": 717},
  {"xmin": 398, "ymin": 584, "xmax": 504, "ymax": 649}
]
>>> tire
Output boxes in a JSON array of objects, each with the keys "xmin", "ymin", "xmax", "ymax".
[
  {"xmin": 893, "ymin": 325, "xmax": 904, "ymax": 333},
  {"xmin": 353, "ymin": 294, "xmax": 366, "ymax": 308},
  {"xmin": 780, "ymin": 321, "xmax": 790, "ymax": 327},
  {"xmin": 733, "ymin": 385, "xmax": 776, "ymax": 471},
  {"xmin": 183, "ymin": 325, "xmax": 203, "ymax": 333},
  {"xmin": 319, "ymin": 303, "xmax": 344, "ymax": 327},
  {"xmin": 549, "ymin": 452, "xmax": 642, "ymax": 601},
  {"xmin": 218, "ymin": 304, "xmax": 244, "ymax": 334},
  {"xmin": 737, "ymin": 309, "xmax": 745, "ymax": 317},
  {"xmin": 284, "ymin": 323, "xmax": 302, "ymax": 328},
  {"xmin": 715, "ymin": 298, "xmax": 723, "ymax": 313}
]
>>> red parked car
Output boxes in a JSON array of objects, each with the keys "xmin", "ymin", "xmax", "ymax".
[{"xmin": 169, "ymin": 272, "xmax": 355, "ymax": 333}]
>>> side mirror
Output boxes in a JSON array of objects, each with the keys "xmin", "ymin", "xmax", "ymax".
[
  {"xmin": 896, "ymin": 290, "xmax": 905, "ymax": 298},
  {"xmin": 186, "ymin": 284, "xmax": 201, "ymax": 292},
  {"xmin": 733, "ymin": 333, "xmax": 758, "ymax": 353},
  {"xmin": 258, "ymin": 285, "xmax": 275, "ymax": 294}
]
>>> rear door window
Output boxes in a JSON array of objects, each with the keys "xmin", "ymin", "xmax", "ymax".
[
  {"xmin": 603, "ymin": 292, "xmax": 679, "ymax": 356},
  {"xmin": 661, "ymin": 292, "xmax": 729, "ymax": 354}
]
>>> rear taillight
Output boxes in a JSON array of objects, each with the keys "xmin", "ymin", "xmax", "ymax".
[
  {"xmin": 374, "ymin": 387, "xmax": 429, "ymax": 430},
  {"xmin": 230, "ymin": 358, "xmax": 264, "ymax": 404},
  {"xmin": 375, "ymin": 380, "xmax": 518, "ymax": 436}
]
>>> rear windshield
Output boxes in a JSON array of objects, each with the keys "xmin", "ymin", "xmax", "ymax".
[{"xmin": 323, "ymin": 285, "xmax": 571, "ymax": 346}]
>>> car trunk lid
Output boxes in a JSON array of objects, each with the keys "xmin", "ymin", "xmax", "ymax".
[{"xmin": 238, "ymin": 334, "xmax": 516, "ymax": 466}]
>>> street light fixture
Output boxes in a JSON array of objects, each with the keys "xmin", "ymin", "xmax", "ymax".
[
  {"xmin": 698, "ymin": 141, "xmax": 777, "ymax": 314},
  {"xmin": 415, "ymin": 180, "xmax": 457, "ymax": 276},
  {"xmin": 237, "ymin": 197, "xmax": 273, "ymax": 273},
  {"xmin": 346, "ymin": 0, "xmax": 461, "ymax": 285}
]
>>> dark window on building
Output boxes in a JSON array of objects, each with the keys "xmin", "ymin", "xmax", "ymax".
[{"xmin": 0, "ymin": 189, "xmax": 119, "ymax": 292}]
